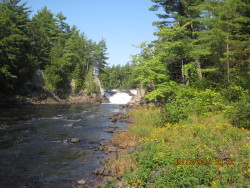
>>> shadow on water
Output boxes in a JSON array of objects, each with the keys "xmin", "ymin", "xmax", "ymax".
[{"xmin": 0, "ymin": 104, "xmax": 129, "ymax": 187}]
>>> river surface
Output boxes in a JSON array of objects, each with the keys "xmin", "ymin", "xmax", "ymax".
[{"xmin": 0, "ymin": 104, "xmax": 129, "ymax": 187}]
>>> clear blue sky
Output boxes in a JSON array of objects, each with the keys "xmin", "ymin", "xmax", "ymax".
[{"xmin": 22, "ymin": 0, "xmax": 162, "ymax": 66}]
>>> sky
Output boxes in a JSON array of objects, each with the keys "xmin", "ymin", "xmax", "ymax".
[{"xmin": 22, "ymin": 0, "xmax": 162, "ymax": 66}]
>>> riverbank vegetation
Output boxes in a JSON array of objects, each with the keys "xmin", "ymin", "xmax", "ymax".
[
  {"xmin": 103, "ymin": 0, "xmax": 249, "ymax": 187},
  {"xmin": 115, "ymin": 108, "xmax": 249, "ymax": 187},
  {"xmin": 0, "ymin": 0, "xmax": 108, "ymax": 101}
]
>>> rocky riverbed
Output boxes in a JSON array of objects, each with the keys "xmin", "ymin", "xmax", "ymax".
[
  {"xmin": 71, "ymin": 111, "xmax": 139, "ymax": 188},
  {"xmin": 93, "ymin": 112, "xmax": 139, "ymax": 188}
]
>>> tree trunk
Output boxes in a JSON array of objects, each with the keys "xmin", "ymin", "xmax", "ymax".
[
  {"xmin": 181, "ymin": 60, "xmax": 189, "ymax": 85},
  {"xmin": 181, "ymin": 60, "xmax": 185, "ymax": 84},
  {"xmin": 226, "ymin": 36, "xmax": 230, "ymax": 85},
  {"xmin": 195, "ymin": 57, "xmax": 202, "ymax": 79}
]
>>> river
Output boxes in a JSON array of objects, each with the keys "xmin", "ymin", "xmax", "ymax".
[{"xmin": 0, "ymin": 103, "xmax": 130, "ymax": 187}]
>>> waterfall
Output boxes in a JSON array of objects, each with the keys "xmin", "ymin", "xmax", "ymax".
[{"xmin": 104, "ymin": 89, "xmax": 137, "ymax": 104}]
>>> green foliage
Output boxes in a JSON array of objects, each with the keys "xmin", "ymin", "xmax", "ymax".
[
  {"xmin": 0, "ymin": 1, "xmax": 108, "ymax": 98},
  {"xmin": 44, "ymin": 59, "xmax": 69, "ymax": 94},
  {"xmin": 162, "ymin": 86, "xmax": 228, "ymax": 124},
  {"xmin": 84, "ymin": 69, "xmax": 99, "ymax": 96},
  {"xmin": 100, "ymin": 62, "xmax": 137, "ymax": 89},
  {"xmin": 222, "ymin": 85, "xmax": 246, "ymax": 102},
  {"xmin": 30, "ymin": 6, "xmax": 59, "ymax": 69},
  {"xmin": 0, "ymin": 0, "xmax": 34, "ymax": 95},
  {"xmin": 125, "ymin": 108, "xmax": 250, "ymax": 187},
  {"xmin": 145, "ymin": 81, "xmax": 177, "ymax": 103},
  {"xmin": 225, "ymin": 92, "xmax": 250, "ymax": 128}
]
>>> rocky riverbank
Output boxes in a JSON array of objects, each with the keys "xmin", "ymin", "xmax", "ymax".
[
  {"xmin": 92, "ymin": 112, "xmax": 139, "ymax": 188},
  {"xmin": 0, "ymin": 94, "xmax": 109, "ymax": 106},
  {"xmin": 72, "ymin": 111, "xmax": 139, "ymax": 188}
]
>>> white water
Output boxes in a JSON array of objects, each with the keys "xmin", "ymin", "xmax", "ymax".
[
  {"xmin": 130, "ymin": 89, "xmax": 137, "ymax": 95},
  {"xmin": 105, "ymin": 89, "xmax": 137, "ymax": 104}
]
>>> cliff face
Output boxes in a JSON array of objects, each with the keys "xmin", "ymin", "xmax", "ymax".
[{"xmin": 129, "ymin": 88, "xmax": 146, "ymax": 105}]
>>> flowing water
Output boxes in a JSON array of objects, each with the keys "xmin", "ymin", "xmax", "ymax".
[
  {"xmin": 0, "ymin": 103, "xmax": 130, "ymax": 187},
  {"xmin": 104, "ymin": 89, "xmax": 137, "ymax": 104}
]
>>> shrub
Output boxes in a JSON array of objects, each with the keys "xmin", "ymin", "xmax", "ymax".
[
  {"xmin": 222, "ymin": 85, "xmax": 246, "ymax": 102},
  {"xmin": 162, "ymin": 87, "xmax": 225, "ymax": 124},
  {"xmin": 225, "ymin": 93, "xmax": 250, "ymax": 128}
]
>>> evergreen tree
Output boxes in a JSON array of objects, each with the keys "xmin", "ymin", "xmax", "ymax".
[
  {"xmin": 201, "ymin": 0, "xmax": 250, "ymax": 86},
  {"xmin": 150, "ymin": 0, "xmax": 207, "ymax": 84},
  {"xmin": 0, "ymin": 0, "xmax": 33, "ymax": 95},
  {"xmin": 94, "ymin": 39, "xmax": 108, "ymax": 74},
  {"xmin": 30, "ymin": 6, "xmax": 58, "ymax": 69}
]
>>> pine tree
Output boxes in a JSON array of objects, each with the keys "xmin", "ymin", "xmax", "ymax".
[
  {"xmin": 0, "ymin": 0, "xmax": 33, "ymax": 95},
  {"xmin": 150, "ymin": 0, "xmax": 207, "ymax": 84},
  {"xmin": 30, "ymin": 6, "xmax": 58, "ymax": 69},
  {"xmin": 200, "ymin": 0, "xmax": 250, "ymax": 86}
]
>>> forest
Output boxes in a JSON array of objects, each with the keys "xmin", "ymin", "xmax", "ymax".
[
  {"xmin": 100, "ymin": 0, "xmax": 249, "ymax": 187},
  {"xmin": 100, "ymin": 0, "xmax": 249, "ymax": 128},
  {"xmin": 0, "ymin": 0, "xmax": 108, "ymax": 100},
  {"xmin": 0, "ymin": 0, "xmax": 249, "ymax": 186}
]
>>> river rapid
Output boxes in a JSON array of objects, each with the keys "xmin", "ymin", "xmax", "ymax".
[{"xmin": 0, "ymin": 103, "xmax": 130, "ymax": 187}]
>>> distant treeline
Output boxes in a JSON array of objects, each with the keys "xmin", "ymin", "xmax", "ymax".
[
  {"xmin": 100, "ymin": 63, "xmax": 138, "ymax": 89},
  {"xmin": 0, "ymin": 0, "xmax": 108, "ymax": 99}
]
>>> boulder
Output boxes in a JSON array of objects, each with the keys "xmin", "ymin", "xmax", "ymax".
[
  {"xmin": 76, "ymin": 179, "xmax": 86, "ymax": 185},
  {"xmin": 94, "ymin": 167, "xmax": 105, "ymax": 175},
  {"xmin": 127, "ymin": 147, "xmax": 136, "ymax": 154},
  {"xmin": 107, "ymin": 146, "xmax": 118, "ymax": 152},
  {"xmin": 104, "ymin": 128, "xmax": 116, "ymax": 133},
  {"xmin": 110, "ymin": 117, "xmax": 117, "ymax": 123},
  {"xmin": 71, "ymin": 138, "xmax": 80, "ymax": 143}
]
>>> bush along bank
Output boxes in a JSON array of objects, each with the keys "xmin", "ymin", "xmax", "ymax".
[{"xmin": 103, "ymin": 105, "xmax": 249, "ymax": 187}]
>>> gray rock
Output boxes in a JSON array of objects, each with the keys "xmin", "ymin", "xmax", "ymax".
[
  {"xmin": 98, "ymin": 146, "xmax": 103, "ymax": 151},
  {"xmin": 103, "ymin": 169, "xmax": 111, "ymax": 176},
  {"xmin": 104, "ymin": 128, "xmax": 116, "ymax": 133},
  {"xmin": 109, "ymin": 125, "xmax": 119, "ymax": 128},
  {"xmin": 112, "ymin": 142, "xmax": 120, "ymax": 148},
  {"xmin": 120, "ymin": 119, "xmax": 132, "ymax": 123},
  {"xmin": 110, "ymin": 117, "xmax": 117, "ymax": 122},
  {"xmin": 94, "ymin": 167, "xmax": 105, "ymax": 175},
  {"xmin": 71, "ymin": 138, "xmax": 80, "ymax": 143},
  {"xmin": 100, "ymin": 141, "xmax": 109, "ymax": 146},
  {"xmin": 76, "ymin": 179, "xmax": 86, "ymax": 185},
  {"xmin": 104, "ymin": 152, "xmax": 117, "ymax": 163},
  {"xmin": 127, "ymin": 147, "xmax": 136, "ymax": 154},
  {"xmin": 108, "ymin": 146, "xmax": 118, "ymax": 152}
]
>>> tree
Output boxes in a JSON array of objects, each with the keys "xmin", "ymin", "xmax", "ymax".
[
  {"xmin": 131, "ymin": 42, "xmax": 173, "ymax": 103},
  {"xmin": 30, "ymin": 6, "xmax": 58, "ymax": 69},
  {"xmin": 150, "ymin": 0, "xmax": 208, "ymax": 84},
  {"xmin": 92, "ymin": 39, "xmax": 108, "ymax": 74},
  {"xmin": 0, "ymin": 0, "xmax": 33, "ymax": 95},
  {"xmin": 201, "ymin": 0, "xmax": 250, "ymax": 86}
]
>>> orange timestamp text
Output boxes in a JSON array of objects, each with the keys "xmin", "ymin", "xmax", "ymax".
[{"xmin": 174, "ymin": 158, "xmax": 235, "ymax": 165}]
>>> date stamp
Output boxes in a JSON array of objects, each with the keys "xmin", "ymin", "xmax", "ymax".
[{"xmin": 174, "ymin": 158, "xmax": 235, "ymax": 165}]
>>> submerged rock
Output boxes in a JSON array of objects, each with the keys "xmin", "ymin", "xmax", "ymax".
[
  {"xmin": 110, "ymin": 117, "xmax": 117, "ymax": 123},
  {"xmin": 76, "ymin": 179, "xmax": 86, "ymax": 185},
  {"xmin": 104, "ymin": 128, "xmax": 116, "ymax": 133},
  {"xmin": 71, "ymin": 138, "xmax": 80, "ymax": 143}
]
